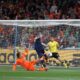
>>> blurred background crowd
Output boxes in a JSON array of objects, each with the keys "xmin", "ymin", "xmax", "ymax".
[
  {"xmin": 0, "ymin": 0, "xmax": 80, "ymax": 19},
  {"xmin": 0, "ymin": 25, "xmax": 80, "ymax": 49},
  {"xmin": 0, "ymin": 0, "xmax": 80, "ymax": 49}
]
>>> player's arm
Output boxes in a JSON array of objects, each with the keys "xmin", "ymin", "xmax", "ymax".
[
  {"xmin": 22, "ymin": 48, "xmax": 29, "ymax": 56},
  {"xmin": 12, "ymin": 60, "xmax": 18, "ymax": 71},
  {"xmin": 13, "ymin": 63, "xmax": 17, "ymax": 71},
  {"xmin": 57, "ymin": 42, "xmax": 59, "ymax": 49},
  {"xmin": 21, "ymin": 48, "xmax": 29, "ymax": 59},
  {"xmin": 42, "ymin": 43, "xmax": 48, "ymax": 47},
  {"xmin": 47, "ymin": 42, "xmax": 51, "ymax": 51}
]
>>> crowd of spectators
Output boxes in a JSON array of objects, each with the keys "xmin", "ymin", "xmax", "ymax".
[
  {"xmin": 0, "ymin": 25, "xmax": 80, "ymax": 49},
  {"xmin": 0, "ymin": 0, "xmax": 80, "ymax": 49},
  {"xmin": 0, "ymin": 0, "xmax": 80, "ymax": 19}
]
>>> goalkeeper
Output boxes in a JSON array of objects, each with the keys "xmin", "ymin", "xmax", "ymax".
[{"xmin": 13, "ymin": 49, "xmax": 47, "ymax": 71}]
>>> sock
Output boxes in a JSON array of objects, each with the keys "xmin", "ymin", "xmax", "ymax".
[
  {"xmin": 63, "ymin": 62, "xmax": 68, "ymax": 68},
  {"xmin": 40, "ymin": 60, "xmax": 46, "ymax": 68}
]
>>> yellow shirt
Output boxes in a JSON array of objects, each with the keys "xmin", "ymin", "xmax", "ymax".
[{"xmin": 47, "ymin": 41, "xmax": 59, "ymax": 53}]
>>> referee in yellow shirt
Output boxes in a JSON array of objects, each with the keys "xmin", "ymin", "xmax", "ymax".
[{"xmin": 47, "ymin": 36, "xmax": 68, "ymax": 68}]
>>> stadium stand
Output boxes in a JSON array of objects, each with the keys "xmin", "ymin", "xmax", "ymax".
[
  {"xmin": 0, "ymin": 25, "xmax": 80, "ymax": 49},
  {"xmin": 0, "ymin": 0, "xmax": 80, "ymax": 19}
]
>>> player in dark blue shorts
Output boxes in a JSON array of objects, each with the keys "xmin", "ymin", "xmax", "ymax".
[{"xmin": 34, "ymin": 37, "xmax": 47, "ymax": 68}]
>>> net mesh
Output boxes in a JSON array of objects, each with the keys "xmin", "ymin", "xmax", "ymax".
[{"xmin": 0, "ymin": 20, "xmax": 80, "ymax": 66}]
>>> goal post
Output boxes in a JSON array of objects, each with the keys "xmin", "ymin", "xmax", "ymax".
[{"xmin": 0, "ymin": 20, "xmax": 80, "ymax": 66}]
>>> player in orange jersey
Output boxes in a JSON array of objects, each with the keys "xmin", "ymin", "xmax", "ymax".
[{"xmin": 13, "ymin": 49, "xmax": 47, "ymax": 71}]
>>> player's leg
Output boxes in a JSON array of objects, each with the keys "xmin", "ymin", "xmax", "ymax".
[
  {"xmin": 27, "ymin": 62, "xmax": 47, "ymax": 71},
  {"xmin": 30, "ymin": 59, "xmax": 40, "ymax": 65},
  {"xmin": 39, "ymin": 55, "xmax": 47, "ymax": 68},
  {"xmin": 38, "ymin": 67, "xmax": 48, "ymax": 71},
  {"xmin": 53, "ymin": 53, "xmax": 68, "ymax": 68},
  {"xmin": 31, "ymin": 56, "xmax": 48, "ymax": 71},
  {"xmin": 24, "ymin": 61, "xmax": 35, "ymax": 71},
  {"xmin": 28, "ymin": 66, "xmax": 35, "ymax": 71},
  {"xmin": 36, "ymin": 50, "xmax": 48, "ymax": 68},
  {"xmin": 49, "ymin": 52, "xmax": 68, "ymax": 68},
  {"xmin": 27, "ymin": 65, "xmax": 48, "ymax": 71}
]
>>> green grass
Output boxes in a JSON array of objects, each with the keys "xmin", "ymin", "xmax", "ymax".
[{"xmin": 0, "ymin": 66, "xmax": 80, "ymax": 80}]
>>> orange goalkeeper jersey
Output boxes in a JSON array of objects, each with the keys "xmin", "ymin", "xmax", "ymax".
[{"xmin": 13, "ymin": 54, "xmax": 35, "ymax": 71}]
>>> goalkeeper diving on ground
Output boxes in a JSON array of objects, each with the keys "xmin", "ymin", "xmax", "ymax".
[{"xmin": 13, "ymin": 49, "xmax": 48, "ymax": 71}]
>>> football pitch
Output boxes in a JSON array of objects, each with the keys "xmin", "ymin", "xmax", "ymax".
[{"xmin": 0, "ymin": 66, "xmax": 80, "ymax": 80}]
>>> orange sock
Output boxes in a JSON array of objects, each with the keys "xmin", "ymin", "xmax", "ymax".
[
  {"xmin": 39, "ymin": 67, "xmax": 47, "ymax": 71},
  {"xmin": 36, "ymin": 67, "xmax": 48, "ymax": 71}
]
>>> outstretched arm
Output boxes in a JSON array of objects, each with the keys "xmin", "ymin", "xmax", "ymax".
[
  {"xmin": 42, "ymin": 43, "xmax": 48, "ymax": 47},
  {"xmin": 12, "ymin": 59, "xmax": 18, "ymax": 71},
  {"xmin": 13, "ymin": 64, "xmax": 17, "ymax": 71},
  {"xmin": 21, "ymin": 48, "xmax": 29, "ymax": 58}
]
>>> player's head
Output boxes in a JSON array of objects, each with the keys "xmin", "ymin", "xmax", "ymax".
[
  {"xmin": 16, "ymin": 51, "xmax": 21, "ymax": 58},
  {"xmin": 50, "ymin": 35, "xmax": 56, "ymax": 41},
  {"xmin": 36, "ymin": 38, "xmax": 41, "ymax": 42},
  {"xmin": 34, "ymin": 35, "xmax": 41, "ymax": 43},
  {"xmin": 34, "ymin": 33, "xmax": 43, "ymax": 42},
  {"xmin": 50, "ymin": 36, "xmax": 54, "ymax": 42}
]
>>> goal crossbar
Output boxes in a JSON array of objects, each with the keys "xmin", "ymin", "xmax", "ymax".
[{"xmin": 0, "ymin": 20, "xmax": 80, "ymax": 27}]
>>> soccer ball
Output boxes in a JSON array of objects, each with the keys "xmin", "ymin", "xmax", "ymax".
[{"xmin": 48, "ymin": 52, "xmax": 52, "ymax": 57}]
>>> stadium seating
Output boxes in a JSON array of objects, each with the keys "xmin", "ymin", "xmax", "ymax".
[
  {"xmin": 0, "ymin": 0, "xmax": 80, "ymax": 19},
  {"xmin": 0, "ymin": 25, "xmax": 80, "ymax": 49}
]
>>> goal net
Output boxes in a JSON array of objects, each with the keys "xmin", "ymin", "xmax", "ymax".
[{"xmin": 0, "ymin": 20, "xmax": 80, "ymax": 66}]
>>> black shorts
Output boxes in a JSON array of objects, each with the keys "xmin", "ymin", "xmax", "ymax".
[{"xmin": 51, "ymin": 52, "xmax": 59, "ymax": 59}]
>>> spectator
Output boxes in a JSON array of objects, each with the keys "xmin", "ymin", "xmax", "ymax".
[
  {"xmin": 0, "ymin": 25, "xmax": 80, "ymax": 49},
  {"xmin": 0, "ymin": 0, "xmax": 79, "ymax": 19},
  {"xmin": 74, "ymin": 2, "xmax": 80, "ymax": 19},
  {"xmin": 50, "ymin": 2, "xmax": 58, "ymax": 13},
  {"xmin": 68, "ymin": 33, "xmax": 76, "ymax": 47}
]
